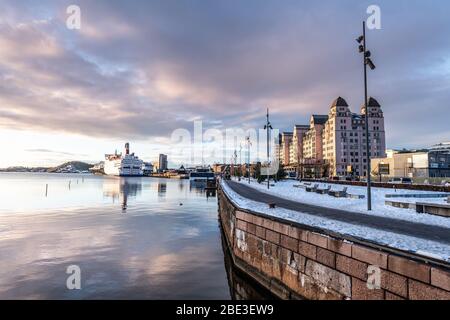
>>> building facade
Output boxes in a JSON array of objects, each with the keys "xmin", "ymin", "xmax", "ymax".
[
  {"xmin": 290, "ymin": 125, "xmax": 309, "ymax": 166},
  {"xmin": 371, "ymin": 143, "xmax": 450, "ymax": 179},
  {"xmin": 321, "ymin": 97, "xmax": 386, "ymax": 177},
  {"xmin": 283, "ymin": 96, "xmax": 386, "ymax": 178},
  {"xmin": 279, "ymin": 132, "xmax": 293, "ymax": 166},
  {"xmin": 158, "ymin": 154, "xmax": 168, "ymax": 172}
]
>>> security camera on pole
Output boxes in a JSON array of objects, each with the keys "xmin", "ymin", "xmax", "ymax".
[{"xmin": 356, "ymin": 21, "xmax": 376, "ymax": 211}]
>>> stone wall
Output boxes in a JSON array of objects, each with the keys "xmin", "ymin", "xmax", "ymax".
[{"xmin": 218, "ymin": 186, "xmax": 450, "ymax": 300}]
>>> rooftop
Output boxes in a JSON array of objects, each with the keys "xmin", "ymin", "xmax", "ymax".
[
  {"xmin": 311, "ymin": 114, "xmax": 329, "ymax": 125},
  {"xmin": 331, "ymin": 96, "xmax": 349, "ymax": 107},
  {"xmin": 368, "ymin": 97, "xmax": 381, "ymax": 107}
]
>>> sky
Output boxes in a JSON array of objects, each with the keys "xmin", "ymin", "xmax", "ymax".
[{"xmin": 0, "ymin": 0, "xmax": 449, "ymax": 167}]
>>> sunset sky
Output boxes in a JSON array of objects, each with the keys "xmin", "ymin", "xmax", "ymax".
[{"xmin": 0, "ymin": 0, "xmax": 449, "ymax": 167}]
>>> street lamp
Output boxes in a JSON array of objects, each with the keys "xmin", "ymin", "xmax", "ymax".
[
  {"xmin": 357, "ymin": 21, "xmax": 376, "ymax": 211},
  {"xmin": 246, "ymin": 136, "xmax": 252, "ymax": 184},
  {"xmin": 233, "ymin": 149, "xmax": 237, "ymax": 177},
  {"xmin": 239, "ymin": 142, "xmax": 242, "ymax": 180},
  {"xmin": 264, "ymin": 108, "xmax": 273, "ymax": 190}
]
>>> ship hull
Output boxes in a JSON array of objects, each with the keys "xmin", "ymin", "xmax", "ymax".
[{"xmin": 104, "ymin": 159, "xmax": 143, "ymax": 177}]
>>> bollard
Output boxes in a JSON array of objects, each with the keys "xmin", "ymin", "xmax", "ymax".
[{"xmin": 45, "ymin": 184, "xmax": 48, "ymax": 197}]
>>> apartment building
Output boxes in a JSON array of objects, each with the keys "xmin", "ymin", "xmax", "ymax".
[
  {"xmin": 279, "ymin": 132, "xmax": 293, "ymax": 166},
  {"xmin": 320, "ymin": 96, "xmax": 386, "ymax": 176},
  {"xmin": 283, "ymin": 96, "xmax": 386, "ymax": 178},
  {"xmin": 290, "ymin": 125, "xmax": 310, "ymax": 166}
]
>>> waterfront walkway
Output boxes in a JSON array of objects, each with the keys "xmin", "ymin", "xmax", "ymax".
[{"xmin": 226, "ymin": 181, "xmax": 450, "ymax": 245}]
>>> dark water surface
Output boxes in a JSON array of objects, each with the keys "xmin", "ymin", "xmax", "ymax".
[{"xmin": 0, "ymin": 173, "xmax": 236, "ymax": 299}]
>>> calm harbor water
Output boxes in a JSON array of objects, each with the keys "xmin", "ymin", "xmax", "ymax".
[{"xmin": 0, "ymin": 172, "xmax": 271, "ymax": 299}]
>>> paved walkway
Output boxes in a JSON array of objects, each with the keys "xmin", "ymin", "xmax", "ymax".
[{"xmin": 226, "ymin": 180, "xmax": 450, "ymax": 245}]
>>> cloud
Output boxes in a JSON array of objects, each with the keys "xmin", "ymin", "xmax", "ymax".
[
  {"xmin": 0, "ymin": 0, "xmax": 449, "ymax": 149},
  {"xmin": 24, "ymin": 148, "xmax": 88, "ymax": 157}
]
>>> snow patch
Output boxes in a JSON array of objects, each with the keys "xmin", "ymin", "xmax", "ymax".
[{"xmin": 221, "ymin": 179, "xmax": 450, "ymax": 262}]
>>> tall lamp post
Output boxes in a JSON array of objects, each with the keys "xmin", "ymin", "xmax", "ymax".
[
  {"xmin": 264, "ymin": 108, "xmax": 273, "ymax": 190},
  {"xmin": 246, "ymin": 136, "xmax": 252, "ymax": 184},
  {"xmin": 239, "ymin": 143, "xmax": 242, "ymax": 179},
  {"xmin": 233, "ymin": 149, "xmax": 237, "ymax": 177},
  {"xmin": 357, "ymin": 21, "xmax": 376, "ymax": 211}
]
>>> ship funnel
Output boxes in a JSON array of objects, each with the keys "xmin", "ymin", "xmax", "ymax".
[{"xmin": 125, "ymin": 142, "xmax": 130, "ymax": 155}]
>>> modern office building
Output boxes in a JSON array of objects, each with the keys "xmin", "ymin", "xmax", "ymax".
[
  {"xmin": 371, "ymin": 143, "xmax": 450, "ymax": 178},
  {"xmin": 158, "ymin": 154, "xmax": 168, "ymax": 172}
]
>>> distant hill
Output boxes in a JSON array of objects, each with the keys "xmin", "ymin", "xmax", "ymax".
[
  {"xmin": 47, "ymin": 161, "xmax": 93, "ymax": 172},
  {"xmin": 0, "ymin": 161, "xmax": 94, "ymax": 173}
]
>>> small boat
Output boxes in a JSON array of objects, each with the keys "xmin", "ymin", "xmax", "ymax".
[{"xmin": 189, "ymin": 167, "xmax": 215, "ymax": 182}]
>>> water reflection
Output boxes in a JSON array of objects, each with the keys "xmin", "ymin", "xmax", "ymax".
[
  {"xmin": 221, "ymin": 228, "xmax": 276, "ymax": 300},
  {"xmin": 0, "ymin": 174, "xmax": 230, "ymax": 299},
  {"xmin": 189, "ymin": 180, "xmax": 208, "ymax": 194},
  {"xmin": 178, "ymin": 180, "xmax": 185, "ymax": 192},
  {"xmin": 157, "ymin": 181, "xmax": 167, "ymax": 198},
  {"xmin": 103, "ymin": 177, "xmax": 142, "ymax": 212}
]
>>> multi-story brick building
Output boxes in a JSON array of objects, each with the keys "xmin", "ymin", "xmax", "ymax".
[
  {"xmin": 303, "ymin": 115, "xmax": 328, "ymax": 160},
  {"xmin": 290, "ymin": 125, "xmax": 310, "ymax": 166},
  {"xmin": 279, "ymin": 132, "xmax": 293, "ymax": 166},
  {"xmin": 283, "ymin": 96, "xmax": 386, "ymax": 178}
]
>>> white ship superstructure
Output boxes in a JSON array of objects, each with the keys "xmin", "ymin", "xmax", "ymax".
[{"xmin": 104, "ymin": 143, "xmax": 143, "ymax": 176}]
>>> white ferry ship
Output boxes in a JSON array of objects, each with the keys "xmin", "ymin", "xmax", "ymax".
[{"xmin": 104, "ymin": 143, "xmax": 144, "ymax": 176}]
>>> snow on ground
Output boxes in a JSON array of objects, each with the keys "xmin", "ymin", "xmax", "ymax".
[
  {"xmin": 233, "ymin": 178, "xmax": 450, "ymax": 228},
  {"xmin": 221, "ymin": 179, "xmax": 450, "ymax": 262}
]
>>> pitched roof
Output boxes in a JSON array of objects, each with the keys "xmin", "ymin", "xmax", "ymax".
[
  {"xmin": 331, "ymin": 96, "xmax": 349, "ymax": 107},
  {"xmin": 368, "ymin": 97, "xmax": 380, "ymax": 107},
  {"xmin": 311, "ymin": 114, "xmax": 329, "ymax": 125}
]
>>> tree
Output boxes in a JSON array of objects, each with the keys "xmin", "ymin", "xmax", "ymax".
[
  {"xmin": 276, "ymin": 167, "xmax": 286, "ymax": 181},
  {"xmin": 255, "ymin": 163, "xmax": 265, "ymax": 183},
  {"xmin": 321, "ymin": 163, "xmax": 330, "ymax": 178}
]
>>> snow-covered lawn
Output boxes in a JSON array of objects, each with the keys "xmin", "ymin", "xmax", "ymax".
[
  {"xmin": 233, "ymin": 178, "xmax": 450, "ymax": 228},
  {"xmin": 221, "ymin": 179, "xmax": 450, "ymax": 262}
]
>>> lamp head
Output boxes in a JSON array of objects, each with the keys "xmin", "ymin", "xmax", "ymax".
[{"xmin": 366, "ymin": 58, "xmax": 376, "ymax": 70}]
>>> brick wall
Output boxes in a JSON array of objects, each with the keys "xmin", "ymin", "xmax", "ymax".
[{"xmin": 218, "ymin": 187, "xmax": 450, "ymax": 300}]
